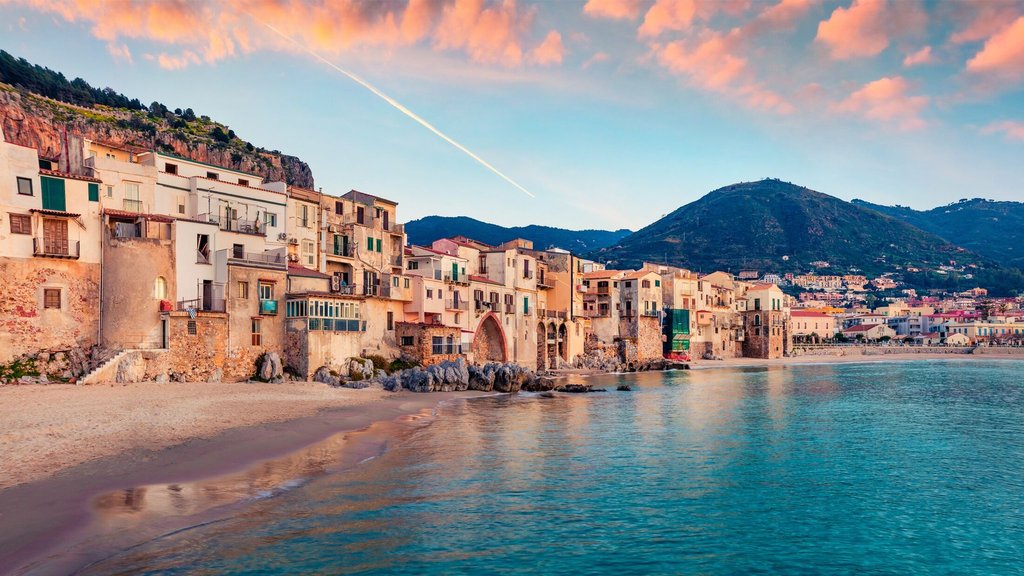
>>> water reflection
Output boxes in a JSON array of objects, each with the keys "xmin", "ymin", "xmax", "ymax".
[{"xmin": 73, "ymin": 361, "xmax": 1024, "ymax": 575}]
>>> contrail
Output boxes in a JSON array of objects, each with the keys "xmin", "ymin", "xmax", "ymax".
[{"xmin": 253, "ymin": 18, "xmax": 535, "ymax": 199}]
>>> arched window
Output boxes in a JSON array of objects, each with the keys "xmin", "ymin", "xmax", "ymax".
[
  {"xmin": 155, "ymin": 276, "xmax": 167, "ymax": 299},
  {"xmin": 753, "ymin": 314, "xmax": 761, "ymax": 327}
]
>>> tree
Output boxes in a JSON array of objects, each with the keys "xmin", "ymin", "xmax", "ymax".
[{"xmin": 182, "ymin": 107, "xmax": 196, "ymax": 121}]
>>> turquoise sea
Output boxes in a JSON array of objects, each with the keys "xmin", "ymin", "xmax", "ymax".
[{"xmin": 84, "ymin": 361, "xmax": 1024, "ymax": 575}]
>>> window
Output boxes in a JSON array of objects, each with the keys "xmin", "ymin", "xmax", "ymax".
[
  {"xmin": 43, "ymin": 288, "xmax": 61, "ymax": 309},
  {"xmin": 427, "ymin": 289, "xmax": 433, "ymax": 299},
  {"xmin": 432, "ymin": 336, "xmax": 444, "ymax": 355},
  {"xmin": 655, "ymin": 280, "xmax": 661, "ymax": 287},
  {"xmin": 206, "ymin": 171, "xmax": 218, "ymax": 180},
  {"xmin": 177, "ymin": 196, "xmax": 186, "ymax": 214},
  {"xmin": 642, "ymin": 280, "xmax": 650, "ymax": 288},
  {"xmin": 392, "ymin": 276, "xmax": 399, "ymax": 287},
  {"xmin": 523, "ymin": 296, "xmax": 530, "ymax": 315},
  {"xmin": 233, "ymin": 243, "xmax": 244, "ymax": 258},
  {"xmin": 165, "ymin": 163, "xmax": 178, "ymax": 175},
  {"xmin": 387, "ymin": 311, "xmax": 394, "ymax": 330},
  {"xmin": 408, "ymin": 260, "xmax": 419, "ymax": 270},
  {"xmin": 375, "ymin": 238, "xmax": 382, "ymax": 252},
  {"xmin": 124, "ymin": 182, "xmax": 141, "ymax": 212},
  {"xmin": 106, "ymin": 185, "xmax": 113, "ymax": 198},
  {"xmin": 238, "ymin": 179, "xmax": 249, "ymax": 187},
  {"xmin": 300, "ymin": 205, "xmax": 310, "ymax": 228},
  {"xmin": 404, "ymin": 278, "xmax": 410, "ymax": 289},
  {"xmin": 251, "ymin": 318, "xmax": 262, "ymax": 346},
  {"xmin": 154, "ymin": 276, "xmax": 167, "ymax": 299},
  {"xmin": 187, "ymin": 320, "xmax": 197, "ymax": 335},
  {"xmin": 302, "ymin": 240, "xmax": 315, "ymax": 266},
  {"xmin": 367, "ymin": 237, "xmax": 374, "ymax": 251},
  {"xmin": 401, "ymin": 336, "xmax": 414, "ymax": 346},
  {"xmin": 17, "ymin": 177, "xmax": 33, "ymax": 196},
  {"xmin": 264, "ymin": 212, "xmax": 277, "ymax": 227},
  {"xmin": 335, "ymin": 201, "xmax": 343, "ymax": 215},
  {"xmin": 88, "ymin": 183, "xmax": 99, "ymax": 202},
  {"xmin": 9, "ymin": 214, "xmax": 30, "ymax": 235},
  {"xmin": 197, "ymin": 234, "xmax": 210, "ymax": 264},
  {"xmin": 259, "ymin": 282, "xmax": 274, "ymax": 300},
  {"xmin": 237, "ymin": 281, "xmax": 249, "ymax": 299}
]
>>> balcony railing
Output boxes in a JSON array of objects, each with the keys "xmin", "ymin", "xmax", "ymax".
[
  {"xmin": 328, "ymin": 244, "xmax": 352, "ymax": 258},
  {"xmin": 176, "ymin": 295, "xmax": 225, "ymax": 313},
  {"xmin": 198, "ymin": 213, "xmax": 266, "ymax": 236},
  {"xmin": 259, "ymin": 299, "xmax": 278, "ymax": 315},
  {"xmin": 390, "ymin": 255, "xmax": 403, "ymax": 267},
  {"xmin": 431, "ymin": 343, "xmax": 464, "ymax": 356},
  {"xmin": 33, "ymin": 238, "xmax": 80, "ymax": 259},
  {"xmin": 641, "ymin": 310, "xmax": 660, "ymax": 317},
  {"xmin": 386, "ymin": 222, "xmax": 405, "ymax": 235},
  {"xmin": 540, "ymin": 309, "xmax": 568, "ymax": 320},
  {"xmin": 446, "ymin": 300, "xmax": 469, "ymax": 311},
  {"xmin": 537, "ymin": 277, "xmax": 553, "ymax": 289},
  {"xmin": 597, "ymin": 286, "xmax": 610, "ymax": 294},
  {"xmin": 504, "ymin": 305, "xmax": 515, "ymax": 315},
  {"xmin": 307, "ymin": 318, "xmax": 366, "ymax": 332},
  {"xmin": 443, "ymin": 273, "xmax": 469, "ymax": 285},
  {"xmin": 227, "ymin": 250, "xmax": 287, "ymax": 269},
  {"xmin": 522, "ymin": 270, "xmax": 534, "ymax": 280}
]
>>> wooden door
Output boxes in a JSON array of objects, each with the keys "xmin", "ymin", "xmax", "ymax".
[{"xmin": 43, "ymin": 219, "xmax": 68, "ymax": 255}]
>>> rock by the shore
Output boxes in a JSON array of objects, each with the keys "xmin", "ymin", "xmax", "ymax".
[
  {"xmin": 259, "ymin": 352, "xmax": 283, "ymax": 381},
  {"xmin": 617, "ymin": 384, "xmax": 632, "ymax": 391}
]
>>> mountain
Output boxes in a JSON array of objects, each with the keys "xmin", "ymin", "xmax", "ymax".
[
  {"xmin": 593, "ymin": 179, "xmax": 986, "ymax": 277},
  {"xmin": 0, "ymin": 50, "xmax": 313, "ymax": 187},
  {"xmin": 853, "ymin": 198, "xmax": 1024, "ymax": 268},
  {"xmin": 405, "ymin": 216, "xmax": 631, "ymax": 252}
]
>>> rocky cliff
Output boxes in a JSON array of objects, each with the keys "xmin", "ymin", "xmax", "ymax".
[{"xmin": 0, "ymin": 85, "xmax": 314, "ymax": 188}]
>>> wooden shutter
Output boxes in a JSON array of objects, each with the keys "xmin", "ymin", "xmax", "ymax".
[{"xmin": 40, "ymin": 176, "xmax": 66, "ymax": 211}]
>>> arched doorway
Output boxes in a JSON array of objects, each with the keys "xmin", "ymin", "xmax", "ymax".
[
  {"xmin": 558, "ymin": 323, "xmax": 568, "ymax": 361},
  {"xmin": 472, "ymin": 313, "xmax": 507, "ymax": 362},
  {"xmin": 536, "ymin": 322, "xmax": 547, "ymax": 370}
]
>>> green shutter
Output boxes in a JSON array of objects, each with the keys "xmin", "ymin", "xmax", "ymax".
[
  {"xmin": 342, "ymin": 235, "xmax": 349, "ymax": 255},
  {"xmin": 40, "ymin": 176, "xmax": 66, "ymax": 211},
  {"xmin": 375, "ymin": 238, "xmax": 382, "ymax": 252},
  {"xmin": 367, "ymin": 237, "xmax": 373, "ymax": 251},
  {"xmin": 523, "ymin": 296, "xmax": 529, "ymax": 314},
  {"xmin": 88, "ymin": 183, "xmax": 99, "ymax": 202}
]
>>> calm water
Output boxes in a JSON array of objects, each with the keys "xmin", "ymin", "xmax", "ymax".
[{"xmin": 86, "ymin": 361, "xmax": 1024, "ymax": 575}]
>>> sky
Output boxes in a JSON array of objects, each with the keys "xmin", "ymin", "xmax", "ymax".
[{"xmin": 1, "ymin": 0, "xmax": 1023, "ymax": 232}]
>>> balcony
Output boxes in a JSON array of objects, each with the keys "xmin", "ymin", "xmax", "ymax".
[
  {"xmin": 597, "ymin": 286, "xmax": 610, "ymax": 295},
  {"xmin": 540, "ymin": 309, "xmax": 568, "ymax": 320},
  {"xmin": 522, "ymin": 270, "xmax": 534, "ymax": 280},
  {"xmin": 641, "ymin": 310, "xmax": 660, "ymax": 317},
  {"xmin": 390, "ymin": 255, "xmax": 403, "ymax": 267},
  {"xmin": 386, "ymin": 222, "xmax": 405, "ymax": 236},
  {"xmin": 443, "ymin": 273, "xmax": 470, "ymax": 285},
  {"xmin": 537, "ymin": 277, "xmax": 553, "ymax": 289},
  {"xmin": 198, "ymin": 213, "xmax": 266, "ymax": 236},
  {"xmin": 33, "ymin": 238, "xmax": 80, "ymax": 259},
  {"xmin": 176, "ymin": 296, "xmax": 225, "ymax": 313},
  {"xmin": 328, "ymin": 244, "xmax": 353, "ymax": 258},
  {"xmin": 227, "ymin": 250, "xmax": 287, "ymax": 269},
  {"xmin": 446, "ymin": 299, "xmax": 469, "ymax": 311},
  {"xmin": 259, "ymin": 299, "xmax": 278, "ymax": 315}
]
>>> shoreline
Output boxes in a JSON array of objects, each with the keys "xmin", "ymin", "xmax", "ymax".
[{"xmin": 0, "ymin": 389, "xmax": 489, "ymax": 575}]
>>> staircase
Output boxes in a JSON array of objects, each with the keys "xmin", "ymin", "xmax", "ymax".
[{"xmin": 78, "ymin": 350, "xmax": 130, "ymax": 385}]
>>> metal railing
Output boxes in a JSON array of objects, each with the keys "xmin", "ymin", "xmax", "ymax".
[
  {"xmin": 198, "ymin": 213, "xmax": 266, "ymax": 235},
  {"xmin": 446, "ymin": 300, "xmax": 469, "ymax": 310},
  {"xmin": 33, "ymin": 238, "xmax": 80, "ymax": 259},
  {"xmin": 537, "ymin": 277, "xmax": 553, "ymax": 288},
  {"xmin": 522, "ymin": 270, "xmax": 534, "ymax": 280},
  {"xmin": 541, "ymin": 309, "xmax": 567, "ymax": 320},
  {"xmin": 443, "ymin": 273, "xmax": 469, "ymax": 285},
  {"xmin": 227, "ymin": 251, "xmax": 287, "ymax": 268},
  {"xmin": 641, "ymin": 310, "xmax": 660, "ymax": 317}
]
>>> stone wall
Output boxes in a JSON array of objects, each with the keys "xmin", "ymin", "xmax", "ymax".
[
  {"xmin": 101, "ymin": 234, "xmax": 175, "ymax": 349},
  {"xmin": 225, "ymin": 266, "xmax": 286, "ymax": 381},
  {"xmin": 396, "ymin": 322, "xmax": 462, "ymax": 365},
  {"xmin": 0, "ymin": 257, "xmax": 100, "ymax": 363},
  {"xmin": 144, "ymin": 311, "xmax": 228, "ymax": 382},
  {"xmin": 283, "ymin": 318, "xmax": 364, "ymax": 379},
  {"xmin": 635, "ymin": 316, "xmax": 663, "ymax": 361},
  {"xmin": 743, "ymin": 310, "xmax": 786, "ymax": 359}
]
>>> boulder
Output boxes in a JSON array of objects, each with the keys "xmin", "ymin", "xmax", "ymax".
[
  {"xmin": 115, "ymin": 352, "xmax": 146, "ymax": 383},
  {"xmin": 617, "ymin": 384, "xmax": 632, "ymax": 391},
  {"xmin": 155, "ymin": 373, "xmax": 169, "ymax": 384},
  {"xmin": 343, "ymin": 380, "xmax": 371, "ymax": 389},
  {"xmin": 259, "ymin": 352, "xmax": 284, "ymax": 381},
  {"xmin": 313, "ymin": 366, "xmax": 341, "ymax": 387},
  {"xmin": 208, "ymin": 368, "xmax": 223, "ymax": 383}
]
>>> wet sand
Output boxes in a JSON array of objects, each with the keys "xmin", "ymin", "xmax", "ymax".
[
  {"xmin": 694, "ymin": 352, "xmax": 1021, "ymax": 369},
  {"xmin": 0, "ymin": 385, "xmax": 487, "ymax": 575}
]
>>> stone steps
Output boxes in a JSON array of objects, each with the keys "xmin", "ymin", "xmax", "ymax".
[{"xmin": 78, "ymin": 350, "xmax": 129, "ymax": 385}]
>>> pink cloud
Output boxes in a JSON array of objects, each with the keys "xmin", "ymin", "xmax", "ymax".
[
  {"xmin": 652, "ymin": 31, "xmax": 793, "ymax": 114},
  {"xmin": 902, "ymin": 45, "xmax": 934, "ymax": 67},
  {"xmin": 980, "ymin": 120, "xmax": 1024, "ymax": 141},
  {"xmin": 950, "ymin": 1, "xmax": 1022, "ymax": 44},
  {"xmin": 583, "ymin": 0, "xmax": 646, "ymax": 20},
  {"xmin": 966, "ymin": 16, "xmax": 1024, "ymax": 82},
  {"xmin": 106, "ymin": 42, "xmax": 133, "ymax": 64},
  {"xmin": 530, "ymin": 30, "xmax": 564, "ymax": 65},
  {"xmin": 0, "ymin": 0, "xmax": 557, "ymax": 69},
  {"xmin": 758, "ymin": 0, "xmax": 817, "ymax": 27},
  {"xmin": 639, "ymin": 0, "xmax": 751, "ymax": 38},
  {"xmin": 816, "ymin": 0, "xmax": 925, "ymax": 60},
  {"xmin": 832, "ymin": 76, "xmax": 929, "ymax": 130},
  {"xmin": 582, "ymin": 51, "xmax": 611, "ymax": 69}
]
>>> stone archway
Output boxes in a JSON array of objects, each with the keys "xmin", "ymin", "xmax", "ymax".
[
  {"xmin": 472, "ymin": 312, "xmax": 508, "ymax": 362},
  {"xmin": 558, "ymin": 323, "xmax": 568, "ymax": 361}
]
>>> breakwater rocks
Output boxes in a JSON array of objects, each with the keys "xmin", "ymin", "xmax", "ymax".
[{"xmin": 378, "ymin": 359, "xmax": 535, "ymax": 394}]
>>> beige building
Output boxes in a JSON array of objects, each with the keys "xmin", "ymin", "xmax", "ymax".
[{"xmin": 1, "ymin": 128, "xmax": 103, "ymax": 363}]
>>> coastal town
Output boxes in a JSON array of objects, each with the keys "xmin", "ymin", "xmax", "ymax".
[{"xmin": 3, "ymin": 128, "xmax": 1023, "ymax": 387}]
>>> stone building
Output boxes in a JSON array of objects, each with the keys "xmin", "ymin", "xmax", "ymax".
[
  {"xmin": 0, "ymin": 127, "xmax": 102, "ymax": 363},
  {"xmin": 395, "ymin": 321, "xmax": 463, "ymax": 365}
]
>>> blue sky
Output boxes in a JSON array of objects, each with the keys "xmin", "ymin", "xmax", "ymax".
[{"xmin": 2, "ymin": 0, "xmax": 1023, "ymax": 231}]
